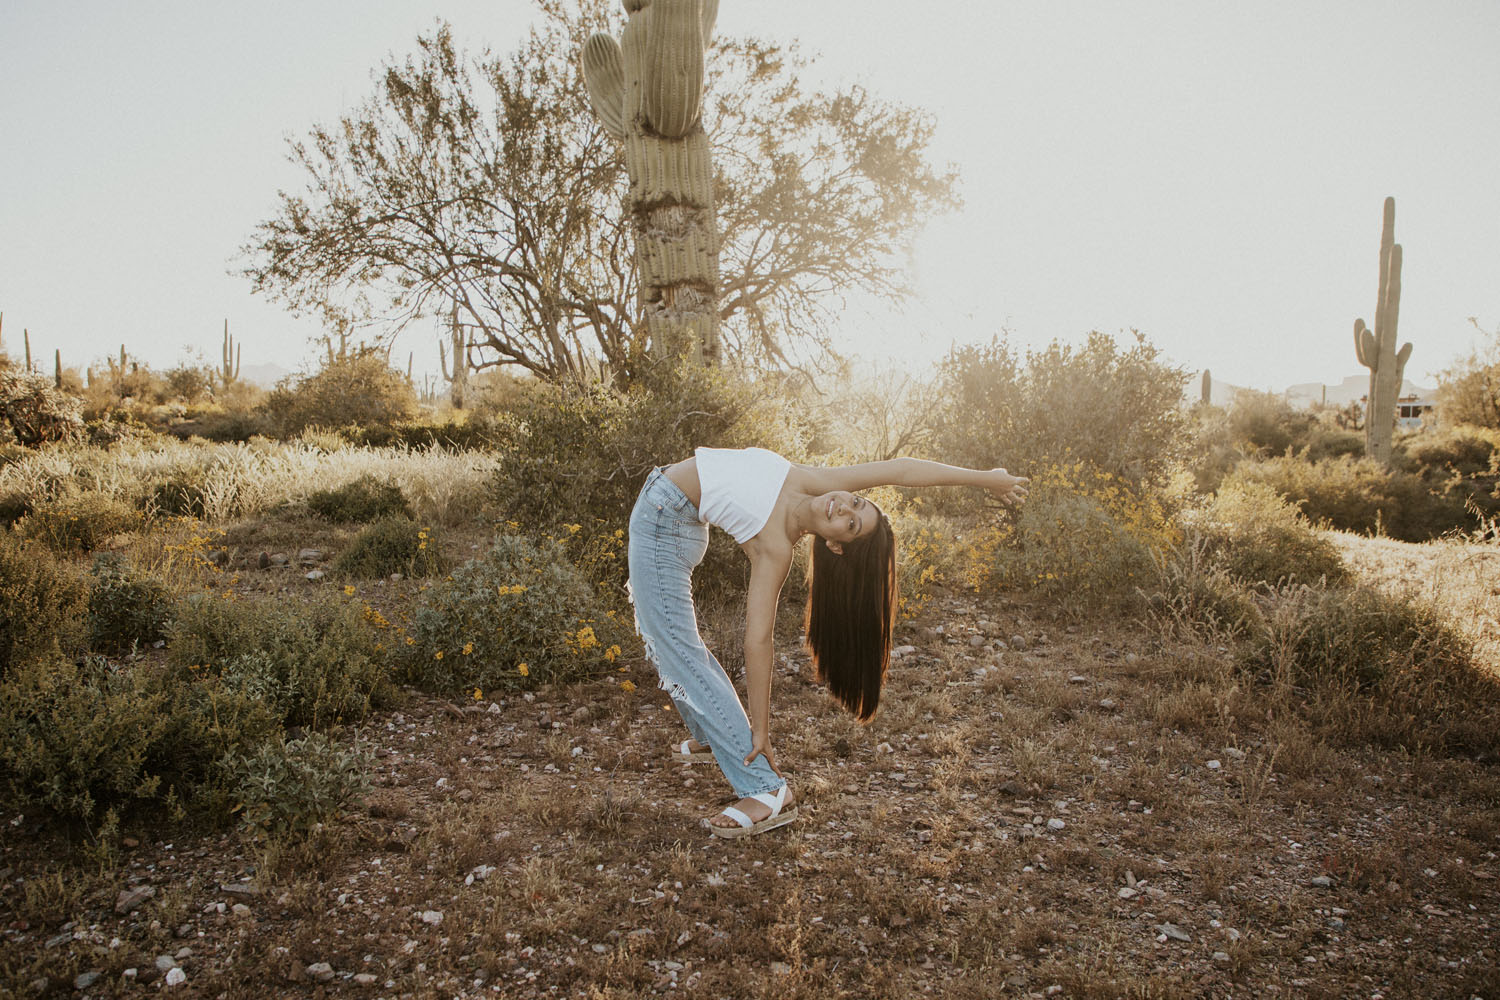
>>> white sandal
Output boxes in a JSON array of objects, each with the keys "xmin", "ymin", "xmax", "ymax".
[
  {"xmin": 669, "ymin": 739, "xmax": 715, "ymax": 764},
  {"xmin": 708, "ymin": 785, "xmax": 798, "ymax": 839}
]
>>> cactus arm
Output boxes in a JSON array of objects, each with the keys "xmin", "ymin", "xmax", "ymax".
[
  {"xmin": 1354, "ymin": 319, "xmax": 1374, "ymax": 367},
  {"xmin": 642, "ymin": 0, "xmax": 705, "ymax": 138},
  {"xmin": 1395, "ymin": 342, "xmax": 1412, "ymax": 370},
  {"xmin": 1380, "ymin": 243, "xmax": 1402, "ymax": 345},
  {"xmin": 582, "ymin": 33, "xmax": 627, "ymax": 139}
]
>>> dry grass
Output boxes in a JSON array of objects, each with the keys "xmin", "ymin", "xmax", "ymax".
[{"xmin": 3, "ymin": 531, "xmax": 1500, "ymax": 997}]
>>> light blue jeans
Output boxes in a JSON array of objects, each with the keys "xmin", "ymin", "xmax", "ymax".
[{"xmin": 627, "ymin": 469, "xmax": 785, "ymax": 799}]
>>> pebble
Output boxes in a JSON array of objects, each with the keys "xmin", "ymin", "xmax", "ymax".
[
  {"xmin": 1224, "ymin": 747, "xmax": 1247, "ymax": 761},
  {"xmin": 1068, "ymin": 675, "xmax": 1087, "ymax": 684},
  {"xmin": 174, "ymin": 924, "xmax": 193, "ymax": 939},
  {"xmin": 1099, "ymin": 698, "xmax": 1116, "ymax": 710},
  {"xmin": 304, "ymin": 569, "xmax": 326, "ymax": 582},
  {"xmin": 306, "ymin": 962, "xmax": 336, "ymax": 983},
  {"xmin": 1206, "ymin": 760, "xmax": 1222, "ymax": 770},
  {"xmin": 74, "ymin": 972, "xmax": 102, "ymax": 990},
  {"xmin": 1155, "ymin": 923, "xmax": 1191, "ymax": 942},
  {"xmin": 354, "ymin": 973, "xmax": 378, "ymax": 986},
  {"xmin": 165, "ymin": 967, "xmax": 186, "ymax": 987},
  {"xmin": 231, "ymin": 903, "xmax": 251, "ymax": 917},
  {"xmin": 1117, "ymin": 887, "xmax": 1139, "ymax": 900},
  {"xmin": 156, "ymin": 955, "xmax": 178, "ymax": 973},
  {"xmin": 1212, "ymin": 951, "xmax": 1231, "ymax": 963},
  {"xmin": 876, "ymin": 742, "xmax": 894, "ymax": 754},
  {"xmin": 420, "ymin": 910, "xmax": 444, "ymax": 925},
  {"xmin": 115, "ymin": 884, "xmax": 156, "ymax": 914},
  {"xmin": 1009, "ymin": 635, "xmax": 1027, "ymax": 651},
  {"xmin": 1310, "ymin": 876, "xmax": 1334, "ymax": 888},
  {"xmin": 892, "ymin": 645, "xmax": 917, "ymax": 659},
  {"xmin": 45, "ymin": 932, "xmax": 72, "ymax": 949},
  {"xmin": 1123, "ymin": 652, "xmax": 1139, "ymax": 666},
  {"xmin": 1047, "ymin": 818, "xmax": 1066, "ymax": 831}
]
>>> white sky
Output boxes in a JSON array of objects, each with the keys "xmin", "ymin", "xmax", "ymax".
[{"xmin": 2, "ymin": 0, "xmax": 1497, "ymax": 391}]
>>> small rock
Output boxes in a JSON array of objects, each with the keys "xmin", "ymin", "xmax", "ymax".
[
  {"xmin": 1327, "ymin": 917, "xmax": 1345, "ymax": 931},
  {"xmin": 1046, "ymin": 818, "xmax": 1066, "ymax": 831},
  {"xmin": 968, "ymin": 635, "xmax": 985, "ymax": 648},
  {"xmin": 123, "ymin": 968, "xmax": 138, "ymax": 980},
  {"xmin": 353, "ymin": 972, "xmax": 378, "ymax": 986},
  {"xmin": 571, "ymin": 746, "xmax": 584, "ymax": 757},
  {"xmin": 297, "ymin": 548, "xmax": 324, "ymax": 565},
  {"xmin": 156, "ymin": 955, "xmax": 178, "ymax": 973},
  {"xmin": 592, "ymin": 944, "xmax": 609, "ymax": 954},
  {"xmin": 304, "ymin": 569, "xmax": 325, "ymax": 582},
  {"xmin": 1224, "ymin": 747, "xmax": 1247, "ymax": 762},
  {"xmin": 306, "ymin": 962, "xmax": 335, "ymax": 983},
  {"xmin": 571, "ymin": 706, "xmax": 592, "ymax": 723},
  {"xmin": 221, "ymin": 883, "xmax": 258, "ymax": 898},
  {"xmin": 1009, "ymin": 635, "xmax": 1027, "ymax": 651},
  {"xmin": 1155, "ymin": 922, "xmax": 1191, "ymax": 942},
  {"xmin": 174, "ymin": 923, "xmax": 193, "ymax": 939},
  {"xmin": 875, "ymin": 742, "xmax": 894, "ymax": 754},
  {"xmin": 420, "ymin": 909, "xmax": 444, "ymax": 925},
  {"xmin": 231, "ymin": 903, "xmax": 251, "ymax": 917},
  {"xmin": 1068, "ymin": 674, "xmax": 1087, "ymax": 684},
  {"xmin": 269, "ymin": 552, "xmax": 289, "ymax": 566},
  {"xmin": 996, "ymin": 779, "xmax": 1023, "ymax": 796},
  {"xmin": 769, "ymin": 962, "xmax": 792, "ymax": 975},
  {"xmin": 833, "ymin": 737, "xmax": 851, "ymax": 758},
  {"xmin": 1124, "ymin": 652, "xmax": 1139, "ymax": 666},
  {"xmin": 257, "ymin": 551, "xmax": 271, "ymax": 569},
  {"xmin": 115, "ymin": 884, "xmax": 156, "ymax": 914},
  {"xmin": 1117, "ymin": 887, "xmax": 1138, "ymax": 900},
  {"xmin": 45, "ymin": 932, "xmax": 72, "ymax": 949},
  {"xmin": 74, "ymin": 972, "xmax": 102, "ymax": 990},
  {"xmin": 389, "ymin": 572, "xmax": 403, "ymax": 582},
  {"xmin": 1310, "ymin": 875, "xmax": 1334, "ymax": 888},
  {"xmin": 1206, "ymin": 760, "xmax": 1222, "ymax": 770},
  {"xmin": 165, "ymin": 967, "xmax": 186, "ymax": 987},
  {"xmin": 537, "ymin": 712, "xmax": 553, "ymax": 729},
  {"xmin": 1098, "ymin": 698, "xmax": 1116, "ymax": 710},
  {"xmin": 174, "ymin": 947, "xmax": 192, "ymax": 960},
  {"xmin": 1212, "ymin": 951, "xmax": 1231, "ymax": 963}
]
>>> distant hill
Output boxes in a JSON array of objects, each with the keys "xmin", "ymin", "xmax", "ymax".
[
  {"xmin": 240, "ymin": 362, "xmax": 294, "ymax": 389},
  {"xmin": 1192, "ymin": 372, "xmax": 1434, "ymax": 409}
]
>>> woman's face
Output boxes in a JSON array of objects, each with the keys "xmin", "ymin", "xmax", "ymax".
[{"xmin": 815, "ymin": 491, "xmax": 880, "ymax": 549}]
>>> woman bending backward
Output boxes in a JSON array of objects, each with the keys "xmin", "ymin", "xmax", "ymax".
[{"xmin": 626, "ymin": 448, "xmax": 1028, "ymax": 838}]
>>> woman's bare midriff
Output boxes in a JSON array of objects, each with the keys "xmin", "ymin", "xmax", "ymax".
[{"xmin": 663, "ymin": 458, "xmax": 703, "ymax": 508}]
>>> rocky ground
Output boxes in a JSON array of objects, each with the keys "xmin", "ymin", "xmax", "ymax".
[{"xmin": 4, "ymin": 589, "xmax": 1499, "ymax": 999}]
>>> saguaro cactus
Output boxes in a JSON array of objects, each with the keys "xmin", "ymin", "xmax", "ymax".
[
  {"xmin": 54, "ymin": 350, "xmax": 62, "ymax": 390},
  {"xmin": 1353, "ymin": 197, "xmax": 1412, "ymax": 465},
  {"xmin": 581, "ymin": 0, "xmax": 722, "ymax": 366},
  {"xmin": 219, "ymin": 319, "xmax": 241, "ymax": 390},
  {"xmin": 439, "ymin": 306, "xmax": 469, "ymax": 409},
  {"xmin": 1200, "ymin": 369, "xmax": 1212, "ymax": 406}
]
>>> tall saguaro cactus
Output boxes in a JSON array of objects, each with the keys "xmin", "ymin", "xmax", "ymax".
[
  {"xmin": 1353, "ymin": 197, "xmax": 1413, "ymax": 465},
  {"xmin": 219, "ymin": 319, "xmax": 241, "ymax": 390},
  {"xmin": 581, "ymin": 0, "xmax": 722, "ymax": 367}
]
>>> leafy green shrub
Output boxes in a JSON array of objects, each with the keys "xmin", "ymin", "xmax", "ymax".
[
  {"xmin": 0, "ymin": 535, "xmax": 86, "ymax": 675},
  {"xmin": 0, "ymin": 655, "xmax": 279, "ymax": 824},
  {"xmin": 401, "ymin": 533, "xmax": 629, "ymax": 693},
  {"xmin": 262, "ymin": 352, "xmax": 418, "ymax": 438},
  {"xmin": 87, "ymin": 554, "xmax": 174, "ymax": 655},
  {"xmin": 18, "ymin": 492, "xmax": 142, "ymax": 552},
  {"xmin": 168, "ymin": 591, "xmax": 394, "ymax": 729},
  {"xmin": 146, "ymin": 477, "xmax": 208, "ymax": 518},
  {"xmin": 332, "ymin": 516, "xmax": 443, "ymax": 578},
  {"xmin": 933, "ymin": 331, "xmax": 1188, "ymax": 492},
  {"xmin": 1227, "ymin": 454, "xmax": 1468, "ymax": 541},
  {"xmin": 1184, "ymin": 481, "xmax": 1348, "ymax": 588},
  {"xmin": 228, "ymin": 731, "xmax": 372, "ymax": 838},
  {"xmin": 307, "ymin": 475, "xmax": 410, "ymax": 523}
]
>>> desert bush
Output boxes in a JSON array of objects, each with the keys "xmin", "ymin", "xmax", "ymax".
[
  {"xmin": 86, "ymin": 554, "xmax": 174, "ymax": 656},
  {"xmin": 146, "ymin": 476, "xmax": 208, "ymax": 518},
  {"xmin": 1145, "ymin": 538, "xmax": 1263, "ymax": 641},
  {"xmin": 1435, "ymin": 319, "xmax": 1500, "ymax": 429},
  {"xmin": 168, "ymin": 591, "xmax": 394, "ymax": 729},
  {"xmin": 0, "ymin": 535, "xmax": 87, "ymax": 675},
  {"xmin": 173, "ymin": 409, "xmax": 269, "ymax": 443},
  {"xmin": 306, "ymin": 474, "xmax": 410, "ymax": 523},
  {"xmin": 335, "ymin": 416, "xmax": 507, "ymax": 451},
  {"xmin": 228, "ymin": 731, "xmax": 373, "ymax": 839},
  {"xmin": 933, "ymin": 330, "xmax": 1188, "ymax": 492},
  {"xmin": 332, "ymin": 516, "xmax": 444, "ymax": 578},
  {"xmin": 1183, "ymin": 481, "xmax": 1348, "ymax": 588},
  {"xmin": 19, "ymin": 491, "xmax": 143, "ymax": 552},
  {"xmin": 400, "ymin": 533, "xmax": 629, "ymax": 694},
  {"xmin": 1226, "ymin": 390, "xmax": 1315, "ymax": 456},
  {"xmin": 1227, "ymin": 454, "xmax": 1468, "ymax": 541},
  {"xmin": 262, "ymin": 351, "xmax": 417, "ymax": 437},
  {"xmin": 1245, "ymin": 582, "xmax": 1499, "ymax": 755},
  {"xmin": 0, "ymin": 368, "xmax": 84, "ymax": 446},
  {"xmin": 1302, "ymin": 423, "xmax": 1365, "ymax": 462},
  {"xmin": 0, "ymin": 491, "xmax": 30, "ymax": 527},
  {"xmin": 880, "ymin": 495, "xmax": 1003, "ymax": 621},
  {"xmin": 1398, "ymin": 424, "xmax": 1500, "ymax": 478}
]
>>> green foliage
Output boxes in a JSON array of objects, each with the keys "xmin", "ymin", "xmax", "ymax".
[
  {"xmin": 1227, "ymin": 454, "xmax": 1469, "ymax": 541},
  {"xmin": 1435, "ymin": 320, "xmax": 1500, "ymax": 429},
  {"xmin": 228, "ymin": 731, "xmax": 372, "ymax": 839},
  {"xmin": 400, "ymin": 533, "xmax": 629, "ymax": 694},
  {"xmin": 261, "ymin": 352, "xmax": 417, "ymax": 437},
  {"xmin": 490, "ymin": 365, "xmax": 808, "ymax": 595},
  {"xmin": 18, "ymin": 491, "xmax": 143, "ymax": 553},
  {"xmin": 87, "ymin": 554, "xmax": 174, "ymax": 656},
  {"xmin": 163, "ymin": 364, "xmax": 212, "ymax": 404},
  {"xmin": 168, "ymin": 591, "xmax": 394, "ymax": 729},
  {"xmin": 1185, "ymin": 481, "xmax": 1349, "ymax": 588},
  {"xmin": 933, "ymin": 331, "xmax": 1188, "ymax": 492},
  {"xmin": 0, "ymin": 368, "xmax": 84, "ymax": 446},
  {"xmin": 0, "ymin": 535, "xmax": 87, "ymax": 675},
  {"xmin": 332, "ymin": 516, "xmax": 444, "ymax": 578},
  {"xmin": 307, "ymin": 474, "xmax": 411, "ymax": 523},
  {"xmin": 146, "ymin": 477, "xmax": 208, "ymax": 518}
]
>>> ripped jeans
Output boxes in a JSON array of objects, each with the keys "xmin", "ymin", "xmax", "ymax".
[{"xmin": 627, "ymin": 468, "xmax": 785, "ymax": 799}]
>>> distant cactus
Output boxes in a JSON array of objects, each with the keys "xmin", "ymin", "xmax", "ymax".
[
  {"xmin": 54, "ymin": 350, "xmax": 62, "ymax": 390},
  {"xmin": 439, "ymin": 306, "xmax": 469, "ymax": 409},
  {"xmin": 581, "ymin": 0, "xmax": 722, "ymax": 367},
  {"xmin": 1201, "ymin": 369, "xmax": 1211, "ymax": 406},
  {"xmin": 1353, "ymin": 197, "xmax": 1412, "ymax": 465},
  {"xmin": 24, "ymin": 329, "xmax": 32, "ymax": 372},
  {"xmin": 218, "ymin": 319, "xmax": 242, "ymax": 390}
]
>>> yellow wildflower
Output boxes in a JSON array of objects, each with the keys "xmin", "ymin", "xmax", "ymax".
[
  {"xmin": 620, "ymin": 680, "xmax": 636, "ymax": 693},
  {"xmin": 517, "ymin": 662, "xmax": 529, "ymax": 677},
  {"xmin": 434, "ymin": 651, "xmax": 444, "ymax": 660},
  {"xmin": 473, "ymin": 687, "xmax": 483, "ymax": 701},
  {"xmin": 344, "ymin": 585, "xmax": 356, "ymax": 596},
  {"xmin": 463, "ymin": 642, "xmax": 474, "ymax": 655}
]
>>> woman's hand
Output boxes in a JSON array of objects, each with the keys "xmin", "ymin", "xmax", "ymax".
[
  {"xmin": 744, "ymin": 732, "xmax": 783, "ymax": 777},
  {"xmin": 987, "ymin": 468, "xmax": 1030, "ymax": 505}
]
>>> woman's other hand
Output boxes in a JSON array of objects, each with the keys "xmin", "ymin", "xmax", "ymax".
[
  {"xmin": 987, "ymin": 468, "xmax": 1029, "ymax": 505},
  {"xmin": 744, "ymin": 734, "xmax": 783, "ymax": 777}
]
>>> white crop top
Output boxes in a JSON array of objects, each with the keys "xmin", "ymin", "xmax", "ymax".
[{"xmin": 694, "ymin": 447, "xmax": 792, "ymax": 543}]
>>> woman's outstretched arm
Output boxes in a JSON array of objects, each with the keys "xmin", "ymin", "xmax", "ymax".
[{"xmin": 797, "ymin": 458, "xmax": 1029, "ymax": 504}]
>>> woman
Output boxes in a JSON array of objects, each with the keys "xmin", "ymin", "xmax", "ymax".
[{"xmin": 627, "ymin": 447, "xmax": 1028, "ymax": 838}]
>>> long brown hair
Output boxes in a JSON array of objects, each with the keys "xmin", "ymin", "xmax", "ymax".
[{"xmin": 803, "ymin": 510, "xmax": 898, "ymax": 722}]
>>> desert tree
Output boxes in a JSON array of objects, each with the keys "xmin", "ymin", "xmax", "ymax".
[{"xmin": 241, "ymin": 0, "xmax": 958, "ymax": 383}]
